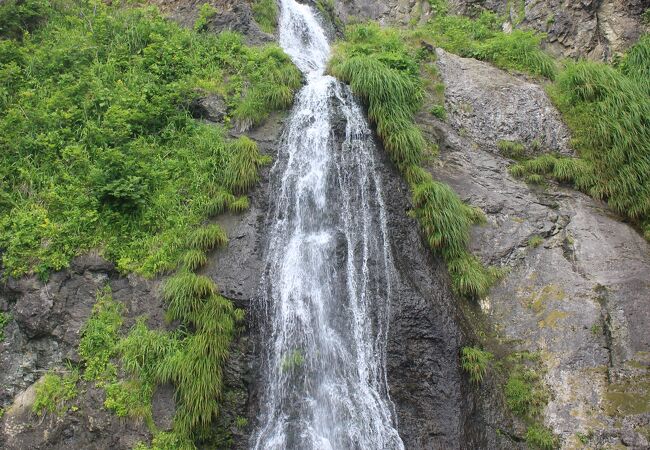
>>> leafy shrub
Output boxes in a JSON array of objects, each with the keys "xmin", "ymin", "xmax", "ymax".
[
  {"xmin": 0, "ymin": 1, "xmax": 300, "ymax": 278},
  {"xmin": 0, "ymin": 0, "xmax": 51, "ymax": 39},
  {"xmin": 460, "ymin": 346, "xmax": 493, "ymax": 383},
  {"xmin": 32, "ymin": 369, "xmax": 79, "ymax": 417},
  {"xmin": 430, "ymin": 104, "xmax": 446, "ymax": 120}
]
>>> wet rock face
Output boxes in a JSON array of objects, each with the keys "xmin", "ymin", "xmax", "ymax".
[{"xmin": 422, "ymin": 49, "xmax": 650, "ymax": 448}]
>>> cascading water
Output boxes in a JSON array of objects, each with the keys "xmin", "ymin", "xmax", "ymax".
[{"xmin": 252, "ymin": 1, "xmax": 405, "ymax": 448}]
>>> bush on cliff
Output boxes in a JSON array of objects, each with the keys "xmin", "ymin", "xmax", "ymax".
[{"xmin": 0, "ymin": 0, "xmax": 300, "ymax": 278}]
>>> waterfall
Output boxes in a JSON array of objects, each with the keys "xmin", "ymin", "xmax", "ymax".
[{"xmin": 252, "ymin": 1, "xmax": 405, "ymax": 448}]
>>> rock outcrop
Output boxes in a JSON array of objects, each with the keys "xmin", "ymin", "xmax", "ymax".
[
  {"xmin": 418, "ymin": 48, "xmax": 650, "ymax": 448},
  {"xmin": 149, "ymin": 0, "xmax": 274, "ymax": 45},
  {"xmin": 335, "ymin": 0, "xmax": 649, "ymax": 60},
  {"xmin": 0, "ymin": 255, "xmax": 172, "ymax": 448}
]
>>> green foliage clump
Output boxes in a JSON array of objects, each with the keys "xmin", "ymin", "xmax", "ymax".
[
  {"xmin": 252, "ymin": 0, "xmax": 278, "ymax": 34},
  {"xmin": 525, "ymin": 424, "xmax": 557, "ymax": 449},
  {"xmin": 0, "ymin": 312, "xmax": 10, "ymax": 340},
  {"xmin": 505, "ymin": 367, "xmax": 547, "ymax": 417},
  {"xmin": 0, "ymin": 1, "xmax": 300, "ymax": 278},
  {"xmin": 281, "ymin": 349, "xmax": 305, "ymax": 372},
  {"xmin": 163, "ymin": 271, "xmax": 217, "ymax": 322},
  {"xmin": 194, "ymin": 3, "xmax": 218, "ymax": 32},
  {"xmin": 224, "ymin": 137, "xmax": 271, "ymax": 193},
  {"xmin": 528, "ymin": 235, "xmax": 543, "ymax": 248},
  {"xmin": 330, "ymin": 23, "xmax": 497, "ymax": 298},
  {"xmin": 429, "ymin": 104, "xmax": 446, "ymax": 120},
  {"xmin": 497, "ymin": 140, "xmax": 525, "ymax": 160},
  {"xmin": 78, "ymin": 287, "xmax": 124, "ymax": 383},
  {"xmin": 542, "ymin": 37, "xmax": 650, "ymax": 236},
  {"xmin": 411, "ymin": 10, "xmax": 556, "ymax": 79},
  {"xmin": 32, "ymin": 369, "xmax": 79, "ymax": 417},
  {"xmin": 460, "ymin": 346, "xmax": 493, "ymax": 383}
]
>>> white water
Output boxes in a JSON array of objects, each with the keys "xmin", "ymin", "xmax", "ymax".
[{"xmin": 252, "ymin": 1, "xmax": 405, "ymax": 448}]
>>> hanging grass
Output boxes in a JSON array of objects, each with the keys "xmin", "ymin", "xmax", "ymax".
[
  {"xmin": 180, "ymin": 249, "xmax": 208, "ymax": 271},
  {"xmin": 228, "ymin": 196, "xmax": 250, "ymax": 213},
  {"xmin": 251, "ymin": 0, "xmax": 278, "ymax": 34},
  {"xmin": 507, "ymin": 37, "xmax": 650, "ymax": 239},
  {"xmin": 224, "ymin": 136, "xmax": 271, "ymax": 194},
  {"xmin": 460, "ymin": 346, "xmax": 493, "ymax": 384},
  {"xmin": 162, "ymin": 271, "xmax": 217, "ymax": 322},
  {"xmin": 185, "ymin": 224, "xmax": 228, "ymax": 251}
]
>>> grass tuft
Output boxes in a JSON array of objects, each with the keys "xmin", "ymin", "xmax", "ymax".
[
  {"xmin": 460, "ymin": 346, "xmax": 493, "ymax": 384},
  {"xmin": 180, "ymin": 249, "xmax": 208, "ymax": 271},
  {"xmin": 525, "ymin": 424, "xmax": 556, "ymax": 449},
  {"xmin": 185, "ymin": 224, "xmax": 228, "ymax": 251},
  {"xmin": 78, "ymin": 287, "xmax": 123, "ymax": 383},
  {"xmin": 162, "ymin": 271, "xmax": 217, "ymax": 322}
]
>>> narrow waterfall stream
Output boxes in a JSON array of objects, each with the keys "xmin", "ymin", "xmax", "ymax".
[{"xmin": 252, "ymin": 1, "xmax": 405, "ymax": 448}]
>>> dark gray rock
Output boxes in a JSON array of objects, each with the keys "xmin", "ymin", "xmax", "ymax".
[
  {"xmin": 189, "ymin": 92, "xmax": 227, "ymax": 123},
  {"xmin": 433, "ymin": 48, "xmax": 572, "ymax": 157}
]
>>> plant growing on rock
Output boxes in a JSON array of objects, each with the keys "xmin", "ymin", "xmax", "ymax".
[
  {"xmin": 461, "ymin": 346, "xmax": 493, "ymax": 383},
  {"xmin": 32, "ymin": 368, "xmax": 79, "ymax": 417}
]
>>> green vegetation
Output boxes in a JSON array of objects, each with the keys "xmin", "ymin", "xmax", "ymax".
[
  {"xmin": 0, "ymin": 311, "xmax": 10, "ymax": 340},
  {"xmin": 525, "ymin": 424, "xmax": 556, "ymax": 449},
  {"xmin": 78, "ymin": 287, "xmax": 124, "ymax": 383},
  {"xmin": 32, "ymin": 369, "xmax": 79, "ymax": 417},
  {"xmin": 505, "ymin": 366, "xmax": 547, "ymax": 417},
  {"xmin": 252, "ymin": 0, "xmax": 279, "ymax": 34},
  {"xmin": 281, "ymin": 349, "xmax": 305, "ymax": 372},
  {"xmin": 0, "ymin": 0, "xmax": 50, "ymax": 40},
  {"xmin": 194, "ymin": 3, "xmax": 218, "ymax": 32},
  {"xmin": 510, "ymin": 36, "xmax": 650, "ymax": 239},
  {"xmin": 0, "ymin": 0, "xmax": 300, "ymax": 279},
  {"xmin": 410, "ymin": 9, "xmax": 557, "ymax": 79},
  {"xmin": 528, "ymin": 235, "xmax": 543, "ymax": 248},
  {"xmin": 460, "ymin": 346, "xmax": 493, "ymax": 383},
  {"xmin": 330, "ymin": 23, "xmax": 499, "ymax": 298},
  {"xmin": 429, "ymin": 104, "xmax": 446, "ymax": 120},
  {"xmin": 497, "ymin": 140, "xmax": 525, "ymax": 160}
]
